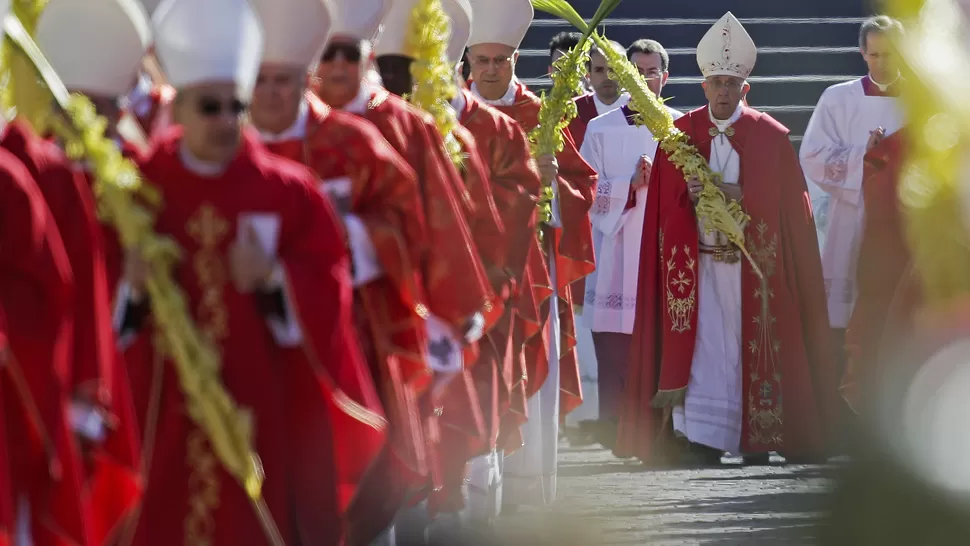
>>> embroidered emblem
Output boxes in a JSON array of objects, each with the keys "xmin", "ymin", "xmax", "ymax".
[
  {"xmin": 709, "ymin": 126, "xmax": 735, "ymax": 138},
  {"xmin": 187, "ymin": 204, "xmax": 230, "ymax": 343},
  {"xmin": 746, "ymin": 220, "xmax": 783, "ymax": 447},
  {"xmin": 663, "ymin": 233, "xmax": 697, "ymax": 333},
  {"xmin": 184, "ymin": 428, "xmax": 220, "ymax": 545}
]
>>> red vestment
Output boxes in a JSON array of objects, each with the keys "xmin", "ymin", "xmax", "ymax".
[
  {"xmin": 564, "ymin": 93, "xmax": 602, "ymax": 308},
  {"xmin": 123, "ymin": 129, "xmax": 385, "ymax": 546},
  {"xmin": 486, "ymin": 81, "xmax": 597, "ymax": 418},
  {"xmin": 3, "ymin": 121, "xmax": 142, "ymax": 545},
  {"xmin": 351, "ymin": 87, "xmax": 494, "ymax": 330},
  {"xmin": 843, "ymin": 130, "xmax": 909, "ymax": 413},
  {"xmin": 0, "ymin": 142, "xmax": 90, "ymax": 546},
  {"xmin": 262, "ymin": 94, "xmax": 433, "ymax": 541},
  {"xmin": 617, "ymin": 107, "xmax": 837, "ymax": 461},
  {"xmin": 455, "ymin": 88, "xmax": 542, "ymax": 451},
  {"xmin": 565, "ymin": 93, "xmax": 599, "ymax": 151}
]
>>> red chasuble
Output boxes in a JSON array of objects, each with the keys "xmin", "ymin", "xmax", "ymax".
[
  {"xmin": 2, "ymin": 120, "xmax": 142, "ymax": 545},
  {"xmin": 617, "ymin": 106, "xmax": 837, "ymax": 461},
  {"xmin": 843, "ymin": 130, "xmax": 909, "ymax": 413},
  {"xmin": 456, "ymin": 87, "xmax": 542, "ymax": 451},
  {"xmin": 354, "ymin": 88, "xmax": 495, "ymax": 330},
  {"xmin": 262, "ymin": 94, "xmax": 433, "ymax": 538},
  {"xmin": 0, "ymin": 144, "xmax": 91, "ymax": 546},
  {"xmin": 124, "ymin": 129, "xmax": 385, "ymax": 546},
  {"xmin": 487, "ymin": 81, "xmax": 597, "ymax": 418}
]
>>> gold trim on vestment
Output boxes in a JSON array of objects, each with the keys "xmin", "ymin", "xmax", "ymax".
[{"xmin": 746, "ymin": 220, "xmax": 784, "ymax": 447}]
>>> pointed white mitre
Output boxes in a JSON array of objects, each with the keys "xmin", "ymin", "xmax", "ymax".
[
  {"xmin": 372, "ymin": 0, "xmax": 420, "ymax": 56},
  {"xmin": 443, "ymin": 0, "xmax": 472, "ymax": 63},
  {"xmin": 36, "ymin": 0, "xmax": 151, "ymax": 97},
  {"xmin": 330, "ymin": 0, "xmax": 389, "ymax": 42},
  {"xmin": 252, "ymin": 0, "xmax": 332, "ymax": 67},
  {"xmin": 696, "ymin": 12, "xmax": 757, "ymax": 80},
  {"xmin": 153, "ymin": 0, "xmax": 264, "ymax": 100},
  {"xmin": 467, "ymin": 0, "xmax": 532, "ymax": 49}
]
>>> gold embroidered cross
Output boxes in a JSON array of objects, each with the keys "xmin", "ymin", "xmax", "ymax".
[{"xmin": 187, "ymin": 204, "xmax": 229, "ymax": 248}]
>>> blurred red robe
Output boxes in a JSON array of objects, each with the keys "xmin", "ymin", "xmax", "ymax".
[
  {"xmin": 617, "ymin": 107, "xmax": 836, "ymax": 462},
  {"xmin": 843, "ymin": 130, "xmax": 909, "ymax": 413},
  {"xmin": 262, "ymin": 94, "xmax": 432, "ymax": 542},
  {"xmin": 0, "ymin": 142, "xmax": 90, "ymax": 546},
  {"xmin": 484, "ymin": 81, "xmax": 597, "ymax": 418},
  {"xmin": 121, "ymin": 129, "xmax": 385, "ymax": 546},
  {"xmin": 2, "ymin": 120, "xmax": 142, "ymax": 545}
]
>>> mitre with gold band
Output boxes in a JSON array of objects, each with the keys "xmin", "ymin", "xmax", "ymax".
[
  {"xmin": 696, "ymin": 12, "xmax": 757, "ymax": 80},
  {"xmin": 372, "ymin": 0, "xmax": 422, "ymax": 57},
  {"xmin": 329, "ymin": 0, "xmax": 389, "ymax": 42},
  {"xmin": 36, "ymin": 0, "xmax": 151, "ymax": 98},
  {"xmin": 152, "ymin": 0, "xmax": 264, "ymax": 101},
  {"xmin": 442, "ymin": 0, "xmax": 472, "ymax": 63},
  {"xmin": 467, "ymin": 0, "xmax": 532, "ymax": 49},
  {"xmin": 251, "ymin": 0, "xmax": 332, "ymax": 69}
]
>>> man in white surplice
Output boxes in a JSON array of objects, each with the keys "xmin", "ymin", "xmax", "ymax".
[
  {"xmin": 799, "ymin": 15, "xmax": 904, "ymax": 339},
  {"xmin": 579, "ymin": 39, "xmax": 682, "ymax": 451}
]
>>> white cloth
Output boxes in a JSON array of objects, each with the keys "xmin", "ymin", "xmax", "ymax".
[
  {"xmin": 799, "ymin": 77, "xmax": 903, "ymax": 328},
  {"xmin": 592, "ymin": 92, "xmax": 630, "ymax": 117},
  {"xmin": 16, "ymin": 496, "xmax": 30, "ymax": 546},
  {"xmin": 464, "ymin": 449, "xmax": 503, "ymax": 523},
  {"xmin": 503, "ymin": 238, "xmax": 560, "ymax": 506},
  {"xmin": 564, "ymin": 324, "xmax": 598, "ymax": 425},
  {"xmin": 579, "ymin": 105, "xmax": 683, "ymax": 334},
  {"xmin": 672, "ymin": 103, "xmax": 745, "ymax": 454}
]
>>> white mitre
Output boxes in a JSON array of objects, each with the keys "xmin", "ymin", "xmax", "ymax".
[
  {"xmin": 696, "ymin": 12, "xmax": 757, "ymax": 80},
  {"xmin": 373, "ymin": 0, "xmax": 421, "ymax": 57},
  {"xmin": 153, "ymin": 0, "xmax": 264, "ymax": 101},
  {"xmin": 36, "ymin": 0, "xmax": 151, "ymax": 97},
  {"xmin": 252, "ymin": 0, "xmax": 332, "ymax": 68},
  {"xmin": 442, "ymin": 0, "xmax": 472, "ymax": 63},
  {"xmin": 467, "ymin": 0, "xmax": 532, "ymax": 49},
  {"xmin": 330, "ymin": 0, "xmax": 389, "ymax": 42}
]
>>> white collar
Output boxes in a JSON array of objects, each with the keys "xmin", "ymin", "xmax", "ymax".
[
  {"xmin": 449, "ymin": 90, "xmax": 467, "ymax": 116},
  {"xmin": 593, "ymin": 92, "xmax": 630, "ymax": 115},
  {"xmin": 179, "ymin": 143, "xmax": 228, "ymax": 177},
  {"xmin": 472, "ymin": 79, "xmax": 517, "ymax": 106},
  {"xmin": 709, "ymin": 102, "xmax": 744, "ymax": 130},
  {"xmin": 868, "ymin": 71, "xmax": 901, "ymax": 92},
  {"xmin": 342, "ymin": 82, "xmax": 373, "ymax": 115},
  {"xmin": 259, "ymin": 99, "xmax": 309, "ymax": 143}
]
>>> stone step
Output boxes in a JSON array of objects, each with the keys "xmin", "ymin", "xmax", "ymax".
[
  {"xmin": 542, "ymin": 0, "xmax": 868, "ymax": 19},
  {"xmin": 522, "ymin": 74, "xmax": 854, "ymax": 108},
  {"xmin": 523, "ymin": 17, "xmax": 866, "ymax": 53},
  {"xmin": 515, "ymin": 46, "xmax": 865, "ymax": 79}
]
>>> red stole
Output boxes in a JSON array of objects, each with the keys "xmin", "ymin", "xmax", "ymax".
[{"xmin": 619, "ymin": 106, "xmax": 836, "ymax": 459}]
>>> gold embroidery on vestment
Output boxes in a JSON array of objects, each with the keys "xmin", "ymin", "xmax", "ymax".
[
  {"xmin": 662, "ymin": 229, "xmax": 696, "ymax": 333},
  {"xmin": 746, "ymin": 220, "xmax": 784, "ymax": 446},
  {"xmin": 185, "ymin": 428, "xmax": 220, "ymax": 546},
  {"xmin": 187, "ymin": 204, "xmax": 230, "ymax": 342}
]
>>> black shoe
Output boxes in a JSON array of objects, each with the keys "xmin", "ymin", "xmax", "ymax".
[{"xmin": 681, "ymin": 442, "xmax": 723, "ymax": 467}]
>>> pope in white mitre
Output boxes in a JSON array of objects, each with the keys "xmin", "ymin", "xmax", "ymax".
[{"xmin": 616, "ymin": 12, "xmax": 839, "ymax": 467}]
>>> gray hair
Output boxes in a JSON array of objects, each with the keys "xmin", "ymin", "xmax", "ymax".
[{"xmin": 859, "ymin": 15, "xmax": 904, "ymax": 51}]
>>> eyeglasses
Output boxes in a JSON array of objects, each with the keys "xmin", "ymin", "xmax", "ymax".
[
  {"xmin": 470, "ymin": 55, "xmax": 513, "ymax": 69},
  {"xmin": 197, "ymin": 97, "xmax": 247, "ymax": 117},
  {"xmin": 321, "ymin": 42, "xmax": 362, "ymax": 63},
  {"xmin": 706, "ymin": 78, "xmax": 744, "ymax": 93}
]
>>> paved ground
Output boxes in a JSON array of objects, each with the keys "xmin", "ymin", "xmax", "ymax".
[{"xmin": 495, "ymin": 444, "xmax": 834, "ymax": 545}]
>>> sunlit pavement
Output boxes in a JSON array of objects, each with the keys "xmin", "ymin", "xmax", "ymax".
[{"xmin": 494, "ymin": 444, "xmax": 835, "ymax": 545}]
